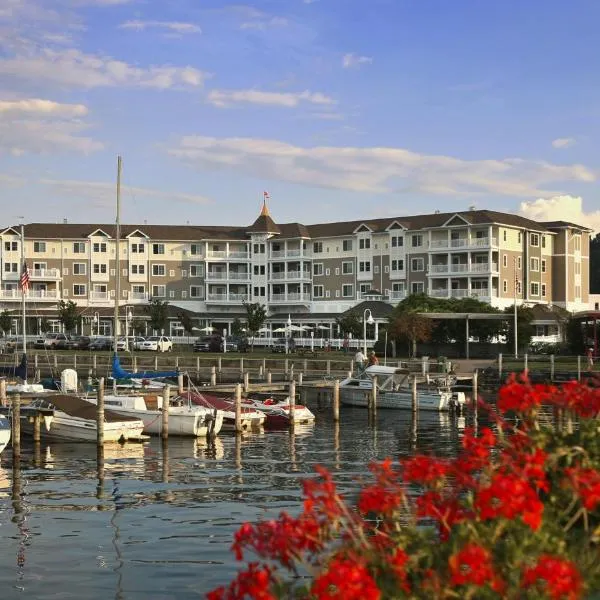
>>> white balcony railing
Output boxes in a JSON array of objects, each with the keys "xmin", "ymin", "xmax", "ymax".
[
  {"xmin": 206, "ymin": 271, "xmax": 227, "ymax": 280},
  {"xmin": 450, "ymin": 264, "xmax": 469, "ymax": 273},
  {"xmin": 206, "ymin": 293, "xmax": 248, "ymax": 302},
  {"xmin": 430, "ymin": 264, "xmax": 448, "ymax": 273},
  {"xmin": 228, "ymin": 251, "xmax": 249, "ymax": 259},
  {"xmin": 90, "ymin": 291, "xmax": 109, "ymax": 300},
  {"xmin": 229, "ymin": 272, "xmax": 250, "ymax": 280},
  {"xmin": 0, "ymin": 289, "xmax": 59, "ymax": 299},
  {"xmin": 271, "ymin": 250, "xmax": 302, "ymax": 259},
  {"xmin": 471, "ymin": 262, "xmax": 499, "ymax": 273},
  {"xmin": 430, "ymin": 289, "xmax": 449, "ymax": 298},
  {"xmin": 286, "ymin": 249, "xmax": 302, "ymax": 257},
  {"xmin": 470, "ymin": 290, "xmax": 491, "ymax": 299},
  {"xmin": 271, "ymin": 251, "xmax": 286, "ymax": 258},
  {"xmin": 271, "ymin": 293, "xmax": 307, "ymax": 303},
  {"xmin": 228, "ymin": 293, "xmax": 247, "ymax": 302},
  {"xmin": 207, "ymin": 251, "xmax": 227, "ymax": 259},
  {"xmin": 271, "ymin": 272, "xmax": 286, "ymax": 280},
  {"xmin": 129, "ymin": 292, "xmax": 148, "ymax": 300},
  {"xmin": 450, "ymin": 238, "xmax": 469, "ymax": 248},
  {"xmin": 389, "ymin": 291, "xmax": 407, "ymax": 301},
  {"xmin": 450, "ymin": 289, "xmax": 469, "ymax": 298},
  {"xmin": 207, "ymin": 293, "xmax": 227, "ymax": 301},
  {"xmin": 430, "ymin": 239, "xmax": 449, "ymax": 249},
  {"xmin": 30, "ymin": 268, "xmax": 60, "ymax": 279}
]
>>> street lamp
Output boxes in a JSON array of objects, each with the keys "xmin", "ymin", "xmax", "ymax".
[
  {"xmin": 285, "ymin": 314, "xmax": 292, "ymax": 354},
  {"xmin": 93, "ymin": 312, "xmax": 99, "ymax": 337},
  {"xmin": 125, "ymin": 308, "xmax": 133, "ymax": 351},
  {"xmin": 363, "ymin": 309, "xmax": 375, "ymax": 356}
]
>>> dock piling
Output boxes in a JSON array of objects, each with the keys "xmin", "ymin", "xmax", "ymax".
[
  {"xmin": 161, "ymin": 384, "xmax": 170, "ymax": 440},
  {"xmin": 266, "ymin": 370, "xmax": 272, "ymax": 384},
  {"xmin": 472, "ymin": 370, "xmax": 479, "ymax": 425},
  {"xmin": 96, "ymin": 378, "xmax": 104, "ymax": 447},
  {"xmin": 371, "ymin": 375, "xmax": 378, "ymax": 413},
  {"xmin": 411, "ymin": 376, "xmax": 418, "ymax": 413},
  {"xmin": 218, "ymin": 356, "xmax": 222, "ymax": 373},
  {"xmin": 498, "ymin": 353, "xmax": 503, "ymax": 381},
  {"xmin": 524, "ymin": 353, "xmax": 528, "ymax": 372},
  {"xmin": 243, "ymin": 371, "xmax": 250, "ymax": 392},
  {"xmin": 332, "ymin": 379, "xmax": 340, "ymax": 422},
  {"xmin": 177, "ymin": 373, "xmax": 184, "ymax": 396},
  {"xmin": 288, "ymin": 380, "xmax": 296, "ymax": 426},
  {"xmin": 298, "ymin": 372, "xmax": 303, "ymax": 386},
  {"xmin": 33, "ymin": 413, "xmax": 41, "ymax": 443},
  {"xmin": 210, "ymin": 366, "xmax": 217, "ymax": 386},
  {"xmin": 11, "ymin": 393, "xmax": 21, "ymax": 457},
  {"xmin": 550, "ymin": 354, "xmax": 555, "ymax": 381},
  {"xmin": 577, "ymin": 355, "xmax": 581, "ymax": 381},
  {"xmin": 0, "ymin": 379, "xmax": 6, "ymax": 407},
  {"xmin": 234, "ymin": 383, "xmax": 242, "ymax": 433}
]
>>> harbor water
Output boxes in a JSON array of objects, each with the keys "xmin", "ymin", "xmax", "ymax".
[{"xmin": 0, "ymin": 403, "xmax": 475, "ymax": 599}]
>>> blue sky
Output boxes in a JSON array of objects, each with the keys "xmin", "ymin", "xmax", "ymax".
[{"xmin": 1, "ymin": 0, "xmax": 599, "ymax": 229}]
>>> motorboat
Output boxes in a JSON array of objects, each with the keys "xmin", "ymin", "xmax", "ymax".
[
  {"xmin": 340, "ymin": 366, "xmax": 460, "ymax": 411},
  {"xmin": 0, "ymin": 415, "xmax": 10, "ymax": 454},
  {"xmin": 243, "ymin": 396, "xmax": 315, "ymax": 428},
  {"xmin": 180, "ymin": 391, "xmax": 265, "ymax": 432},
  {"xmin": 22, "ymin": 395, "xmax": 147, "ymax": 442}
]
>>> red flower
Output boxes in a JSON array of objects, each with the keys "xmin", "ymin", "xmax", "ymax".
[
  {"xmin": 448, "ymin": 543, "xmax": 503, "ymax": 591},
  {"xmin": 388, "ymin": 548, "xmax": 410, "ymax": 593},
  {"xmin": 416, "ymin": 491, "xmax": 470, "ymax": 540},
  {"xmin": 311, "ymin": 556, "xmax": 381, "ymax": 600},
  {"xmin": 564, "ymin": 467, "xmax": 600, "ymax": 511},
  {"xmin": 522, "ymin": 555, "xmax": 582, "ymax": 600},
  {"xmin": 497, "ymin": 376, "xmax": 554, "ymax": 414},
  {"xmin": 402, "ymin": 455, "xmax": 450, "ymax": 486},
  {"xmin": 358, "ymin": 484, "xmax": 403, "ymax": 515},
  {"xmin": 207, "ymin": 563, "xmax": 275, "ymax": 600}
]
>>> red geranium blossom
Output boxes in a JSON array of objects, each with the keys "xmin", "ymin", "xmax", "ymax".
[
  {"xmin": 448, "ymin": 543, "xmax": 503, "ymax": 592},
  {"xmin": 564, "ymin": 467, "xmax": 600, "ymax": 511},
  {"xmin": 402, "ymin": 455, "xmax": 450, "ymax": 486},
  {"xmin": 207, "ymin": 563, "xmax": 275, "ymax": 600},
  {"xmin": 311, "ymin": 556, "xmax": 381, "ymax": 600},
  {"xmin": 522, "ymin": 555, "xmax": 582, "ymax": 600}
]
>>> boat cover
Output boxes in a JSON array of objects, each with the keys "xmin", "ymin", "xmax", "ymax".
[{"xmin": 112, "ymin": 354, "xmax": 178, "ymax": 380}]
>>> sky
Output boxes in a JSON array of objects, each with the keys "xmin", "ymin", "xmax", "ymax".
[{"xmin": 1, "ymin": 0, "xmax": 600, "ymax": 230}]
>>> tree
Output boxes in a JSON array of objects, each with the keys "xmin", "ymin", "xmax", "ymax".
[
  {"xmin": 231, "ymin": 317, "xmax": 245, "ymax": 337},
  {"xmin": 335, "ymin": 311, "xmax": 362, "ymax": 338},
  {"xmin": 388, "ymin": 312, "xmax": 435, "ymax": 357},
  {"xmin": 503, "ymin": 305, "xmax": 535, "ymax": 353},
  {"xmin": 243, "ymin": 300, "xmax": 267, "ymax": 351},
  {"xmin": 40, "ymin": 318, "xmax": 50, "ymax": 334},
  {"xmin": 591, "ymin": 233, "xmax": 600, "ymax": 294},
  {"xmin": 178, "ymin": 311, "xmax": 195, "ymax": 339},
  {"xmin": 0, "ymin": 310, "xmax": 12, "ymax": 336},
  {"xmin": 566, "ymin": 317, "xmax": 587, "ymax": 355},
  {"xmin": 130, "ymin": 318, "xmax": 146, "ymax": 336},
  {"xmin": 145, "ymin": 298, "xmax": 169, "ymax": 334},
  {"xmin": 57, "ymin": 300, "xmax": 80, "ymax": 334}
]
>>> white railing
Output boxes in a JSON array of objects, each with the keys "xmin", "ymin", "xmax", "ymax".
[
  {"xmin": 30, "ymin": 268, "xmax": 60, "ymax": 279},
  {"xmin": 430, "ymin": 289, "xmax": 449, "ymax": 298},
  {"xmin": 470, "ymin": 290, "xmax": 490, "ymax": 299},
  {"xmin": 430, "ymin": 239, "xmax": 449, "ymax": 249},
  {"xmin": 207, "ymin": 251, "xmax": 227, "ymax": 259},
  {"xmin": 207, "ymin": 293, "xmax": 227, "ymax": 301},
  {"xmin": 271, "ymin": 251, "xmax": 286, "ymax": 258},
  {"xmin": 450, "ymin": 289, "xmax": 469, "ymax": 298},
  {"xmin": 271, "ymin": 293, "xmax": 306, "ymax": 302},
  {"xmin": 271, "ymin": 272, "xmax": 286, "ymax": 280},
  {"xmin": 450, "ymin": 238, "xmax": 469, "ymax": 248},
  {"xmin": 129, "ymin": 292, "xmax": 148, "ymax": 300},
  {"xmin": 450, "ymin": 264, "xmax": 469, "ymax": 273},
  {"xmin": 471, "ymin": 237, "xmax": 498, "ymax": 248},
  {"xmin": 389, "ymin": 291, "xmax": 407, "ymax": 301},
  {"xmin": 228, "ymin": 294, "xmax": 248, "ymax": 302},
  {"xmin": 206, "ymin": 271, "xmax": 227, "ymax": 280},
  {"xmin": 0, "ymin": 289, "xmax": 59, "ymax": 299},
  {"xmin": 229, "ymin": 272, "xmax": 250, "ymax": 280},
  {"xmin": 228, "ymin": 251, "xmax": 249, "ymax": 259},
  {"xmin": 430, "ymin": 264, "xmax": 448, "ymax": 273},
  {"xmin": 90, "ymin": 291, "xmax": 109, "ymax": 300},
  {"xmin": 286, "ymin": 271, "xmax": 301, "ymax": 279},
  {"xmin": 286, "ymin": 249, "xmax": 302, "ymax": 257}
]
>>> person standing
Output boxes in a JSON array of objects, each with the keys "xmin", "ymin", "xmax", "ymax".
[
  {"xmin": 354, "ymin": 349, "xmax": 366, "ymax": 373},
  {"xmin": 342, "ymin": 336, "xmax": 349, "ymax": 354},
  {"xmin": 367, "ymin": 351, "xmax": 379, "ymax": 366},
  {"xmin": 587, "ymin": 347, "xmax": 594, "ymax": 370}
]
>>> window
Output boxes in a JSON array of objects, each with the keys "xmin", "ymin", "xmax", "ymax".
[
  {"xmin": 503, "ymin": 254, "xmax": 507, "ymax": 268},
  {"xmin": 374, "ymin": 265, "xmax": 379, "ymax": 274},
  {"xmin": 190, "ymin": 286, "xmax": 203, "ymax": 298},
  {"xmin": 152, "ymin": 285, "xmax": 166, "ymax": 297},
  {"xmin": 93, "ymin": 242, "xmax": 107, "ymax": 253},
  {"xmin": 34, "ymin": 241, "xmax": 46, "ymax": 253},
  {"xmin": 503, "ymin": 280, "xmax": 508, "ymax": 293},
  {"xmin": 73, "ymin": 242, "xmax": 85, "ymax": 254},
  {"xmin": 131, "ymin": 243, "xmax": 144, "ymax": 253},
  {"xmin": 516, "ymin": 280, "xmax": 522, "ymax": 294},
  {"xmin": 190, "ymin": 243, "xmax": 201, "ymax": 255},
  {"xmin": 411, "ymin": 257, "xmax": 424, "ymax": 272},
  {"xmin": 574, "ymin": 235, "xmax": 581, "ymax": 251},
  {"xmin": 541, "ymin": 260, "xmax": 547, "ymax": 273},
  {"xmin": 359, "ymin": 261, "xmax": 371, "ymax": 272},
  {"xmin": 359, "ymin": 238, "xmax": 371, "ymax": 249},
  {"xmin": 313, "ymin": 263, "xmax": 324, "ymax": 276},
  {"xmin": 391, "ymin": 259, "xmax": 404, "ymax": 271},
  {"xmin": 253, "ymin": 265, "xmax": 265, "ymax": 275},
  {"xmin": 335, "ymin": 267, "xmax": 339, "ymax": 275},
  {"xmin": 313, "ymin": 285, "xmax": 324, "ymax": 298},
  {"xmin": 131, "ymin": 264, "xmax": 145, "ymax": 275},
  {"xmin": 359, "ymin": 283, "xmax": 370, "ymax": 295},
  {"xmin": 342, "ymin": 284, "xmax": 354, "ymax": 297},
  {"xmin": 73, "ymin": 263, "xmax": 86, "ymax": 275},
  {"xmin": 541, "ymin": 284, "xmax": 547, "ymax": 297},
  {"xmin": 93, "ymin": 264, "xmax": 107, "ymax": 274},
  {"xmin": 4, "ymin": 262, "xmax": 17, "ymax": 272},
  {"xmin": 530, "ymin": 282, "xmax": 539, "ymax": 296},
  {"xmin": 391, "ymin": 236, "xmax": 404, "ymax": 247},
  {"xmin": 411, "ymin": 282, "xmax": 424, "ymax": 294},
  {"xmin": 503, "ymin": 230, "xmax": 507, "ymax": 242},
  {"xmin": 342, "ymin": 261, "xmax": 353, "ymax": 275},
  {"xmin": 325, "ymin": 268, "xmax": 331, "ymax": 276},
  {"xmin": 152, "ymin": 243, "xmax": 165, "ymax": 255},
  {"xmin": 73, "ymin": 284, "xmax": 86, "ymax": 296},
  {"xmin": 342, "ymin": 240, "xmax": 353, "ymax": 252},
  {"xmin": 542, "ymin": 236, "xmax": 546, "ymax": 249},
  {"xmin": 530, "ymin": 233, "xmax": 540, "ymax": 247},
  {"xmin": 190, "ymin": 264, "xmax": 204, "ymax": 277},
  {"xmin": 4, "ymin": 241, "xmax": 17, "ymax": 252},
  {"xmin": 152, "ymin": 264, "xmax": 165, "ymax": 276},
  {"xmin": 132, "ymin": 285, "xmax": 145, "ymax": 295},
  {"xmin": 412, "ymin": 234, "xmax": 423, "ymax": 248},
  {"xmin": 517, "ymin": 256, "xmax": 522, "ymax": 269},
  {"xmin": 530, "ymin": 258, "xmax": 539, "ymax": 272},
  {"xmin": 384, "ymin": 266, "xmax": 389, "ymax": 273},
  {"xmin": 313, "ymin": 242, "xmax": 323, "ymax": 253},
  {"xmin": 518, "ymin": 232, "xmax": 522, "ymax": 244},
  {"xmin": 575, "ymin": 285, "xmax": 581, "ymax": 298}
]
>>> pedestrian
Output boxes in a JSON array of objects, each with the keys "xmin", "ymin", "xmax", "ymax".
[
  {"xmin": 587, "ymin": 347, "xmax": 594, "ymax": 370},
  {"xmin": 367, "ymin": 350, "xmax": 379, "ymax": 366},
  {"xmin": 342, "ymin": 336, "xmax": 349, "ymax": 354},
  {"xmin": 354, "ymin": 349, "xmax": 366, "ymax": 372}
]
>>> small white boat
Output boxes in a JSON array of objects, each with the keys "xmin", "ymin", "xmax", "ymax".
[
  {"xmin": 0, "ymin": 415, "xmax": 10, "ymax": 454},
  {"xmin": 340, "ymin": 366, "xmax": 458, "ymax": 411},
  {"xmin": 244, "ymin": 396, "xmax": 315, "ymax": 428},
  {"xmin": 22, "ymin": 395, "xmax": 147, "ymax": 442}
]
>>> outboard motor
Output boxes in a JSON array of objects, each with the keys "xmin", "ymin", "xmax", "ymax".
[{"xmin": 61, "ymin": 369, "xmax": 78, "ymax": 393}]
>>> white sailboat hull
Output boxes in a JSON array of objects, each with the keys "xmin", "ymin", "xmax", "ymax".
[
  {"xmin": 340, "ymin": 382, "xmax": 453, "ymax": 411},
  {"xmin": 0, "ymin": 416, "xmax": 10, "ymax": 454}
]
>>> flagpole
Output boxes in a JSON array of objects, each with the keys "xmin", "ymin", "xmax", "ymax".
[{"xmin": 20, "ymin": 223, "xmax": 27, "ymax": 363}]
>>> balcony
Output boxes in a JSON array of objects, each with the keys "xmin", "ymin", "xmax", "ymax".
[
  {"xmin": 450, "ymin": 289, "xmax": 469, "ymax": 298},
  {"xmin": 429, "ymin": 237, "xmax": 498, "ymax": 251},
  {"xmin": 389, "ymin": 291, "xmax": 407, "ymax": 301},
  {"xmin": 206, "ymin": 251, "xmax": 227, "ymax": 259},
  {"xmin": 430, "ymin": 239, "xmax": 449, "ymax": 249},
  {"xmin": 450, "ymin": 264, "xmax": 469, "ymax": 274},
  {"xmin": 90, "ymin": 291, "xmax": 109, "ymax": 301},
  {"xmin": 270, "ymin": 293, "xmax": 309, "ymax": 304},
  {"xmin": 229, "ymin": 272, "xmax": 250, "ymax": 281},
  {"xmin": 206, "ymin": 293, "xmax": 248, "ymax": 303},
  {"xmin": 0, "ymin": 289, "xmax": 59, "ymax": 300},
  {"xmin": 430, "ymin": 264, "xmax": 449, "ymax": 273},
  {"xmin": 30, "ymin": 268, "xmax": 60, "ymax": 279},
  {"xmin": 270, "ymin": 250, "xmax": 302, "ymax": 259},
  {"xmin": 450, "ymin": 238, "xmax": 469, "ymax": 249},
  {"xmin": 471, "ymin": 262, "xmax": 498, "ymax": 273},
  {"xmin": 228, "ymin": 251, "xmax": 249, "ymax": 259},
  {"xmin": 206, "ymin": 271, "xmax": 227, "ymax": 280},
  {"xmin": 129, "ymin": 292, "xmax": 148, "ymax": 301},
  {"xmin": 472, "ymin": 237, "xmax": 497, "ymax": 248},
  {"xmin": 430, "ymin": 289, "xmax": 449, "ymax": 298}
]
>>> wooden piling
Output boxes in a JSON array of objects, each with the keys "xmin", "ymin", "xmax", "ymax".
[
  {"xmin": 332, "ymin": 379, "xmax": 340, "ymax": 422},
  {"xmin": 33, "ymin": 413, "xmax": 41, "ymax": 443},
  {"xmin": 0, "ymin": 379, "xmax": 6, "ymax": 407},
  {"xmin": 350, "ymin": 359, "xmax": 354, "ymax": 374},
  {"xmin": 472, "ymin": 370, "xmax": 479, "ymax": 426},
  {"xmin": 262, "ymin": 358, "xmax": 266, "ymax": 376},
  {"xmin": 11, "ymin": 393, "xmax": 21, "ymax": 457},
  {"xmin": 218, "ymin": 356, "xmax": 222, "ymax": 373},
  {"xmin": 327, "ymin": 360, "xmax": 331, "ymax": 376},
  {"xmin": 259, "ymin": 364, "xmax": 264, "ymax": 379},
  {"xmin": 524, "ymin": 353, "xmax": 528, "ymax": 372},
  {"xmin": 34, "ymin": 368, "xmax": 40, "ymax": 382},
  {"xmin": 96, "ymin": 377, "xmax": 104, "ymax": 447},
  {"xmin": 577, "ymin": 355, "xmax": 581, "ymax": 381},
  {"xmin": 161, "ymin": 384, "xmax": 170, "ymax": 440},
  {"xmin": 34, "ymin": 353, "xmax": 38, "ymax": 369},
  {"xmin": 196, "ymin": 356, "xmax": 200, "ymax": 376},
  {"xmin": 74, "ymin": 354, "xmax": 77, "ymax": 369},
  {"xmin": 266, "ymin": 370, "xmax": 272, "ymax": 384},
  {"xmin": 240, "ymin": 358, "xmax": 244, "ymax": 378},
  {"xmin": 498, "ymin": 353, "xmax": 502, "ymax": 381},
  {"xmin": 93, "ymin": 354, "xmax": 97, "ymax": 372},
  {"xmin": 289, "ymin": 363, "xmax": 294, "ymax": 381},
  {"xmin": 175, "ymin": 355, "xmax": 179, "ymax": 369},
  {"xmin": 411, "ymin": 376, "xmax": 418, "ymax": 413},
  {"xmin": 288, "ymin": 380, "xmax": 296, "ymax": 426},
  {"xmin": 298, "ymin": 372, "xmax": 303, "ymax": 386},
  {"xmin": 284, "ymin": 358, "xmax": 289, "ymax": 376},
  {"xmin": 133, "ymin": 355, "xmax": 137, "ymax": 373},
  {"xmin": 234, "ymin": 383, "xmax": 242, "ymax": 433},
  {"xmin": 54, "ymin": 354, "xmax": 58, "ymax": 369},
  {"xmin": 210, "ymin": 366, "xmax": 217, "ymax": 386},
  {"xmin": 371, "ymin": 375, "xmax": 378, "ymax": 413},
  {"xmin": 550, "ymin": 354, "xmax": 555, "ymax": 381},
  {"xmin": 177, "ymin": 373, "xmax": 184, "ymax": 396},
  {"xmin": 154, "ymin": 355, "xmax": 158, "ymax": 371},
  {"xmin": 303, "ymin": 359, "xmax": 308, "ymax": 373},
  {"xmin": 243, "ymin": 371, "xmax": 250, "ymax": 392}
]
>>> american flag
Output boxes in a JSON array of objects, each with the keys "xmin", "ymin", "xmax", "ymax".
[
  {"xmin": 263, "ymin": 191, "xmax": 270, "ymax": 200},
  {"xmin": 18, "ymin": 261, "xmax": 30, "ymax": 293}
]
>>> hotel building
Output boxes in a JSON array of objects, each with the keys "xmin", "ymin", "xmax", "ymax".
[{"xmin": 0, "ymin": 205, "xmax": 591, "ymax": 336}]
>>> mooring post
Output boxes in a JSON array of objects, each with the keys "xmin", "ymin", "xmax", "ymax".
[
  {"xmin": 350, "ymin": 359, "xmax": 354, "ymax": 375},
  {"xmin": 196, "ymin": 356, "xmax": 200, "ymax": 376},
  {"xmin": 333, "ymin": 379, "xmax": 340, "ymax": 422},
  {"xmin": 74, "ymin": 354, "xmax": 77, "ymax": 369},
  {"xmin": 12, "ymin": 393, "xmax": 21, "ymax": 457},
  {"xmin": 524, "ymin": 353, "xmax": 528, "ymax": 372},
  {"xmin": 97, "ymin": 378, "xmax": 104, "ymax": 447},
  {"xmin": 210, "ymin": 366, "xmax": 217, "ymax": 386},
  {"xmin": 284, "ymin": 358, "xmax": 289, "ymax": 376},
  {"xmin": 303, "ymin": 359, "xmax": 308, "ymax": 373},
  {"xmin": 177, "ymin": 373, "xmax": 184, "ymax": 396},
  {"xmin": 0, "ymin": 379, "xmax": 6, "ymax": 407},
  {"xmin": 550, "ymin": 354, "xmax": 555, "ymax": 381},
  {"xmin": 33, "ymin": 412, "xmax": 41, "ymax": 443},
  {"xmin": 577, "ymin": 355, "xmax": 581, "ymax": 381},
  {"xmin": 243, "ymin": 371, "xmax": 250, "ymax": 392},
  {"xmin": 411, "ymin": 376, "xmax": 418, "ymax": 413},
  {"xmin": 288, "ymin": 380, "xmax": 296, "ymax": 426},
  {"xmin": 240, "ymin": 358, "xmax": 244, "ymax": 378},
  {"xmin": 258, "ymin": 364, "xmax": 264, "ymax": 379},
  {"xmin": 326, "ymin": 360, "xmax": 331, "ymax": 376},
  {"xmin": 289, "ymin": 363, "xmax": 294, "ymax": 382},
  {"xmin": 93, "ymin": 354, "xmax": 97, "ymax": 373},
  {"xmin": 266, "ymin": 370, "xmax": 272, "ymax": 384},
  {"xmin": 498, "ymin": 353, "xmax": 502, "ymax": 381},
  {"xmin": 262, "ymin": 358, "xmax": 266, "ymax": 376},
  {"xmin": 54, "ymin": 354, "xmax": 58, "ymax": 369},
  {"xmin": 161, "ymin": 384, "xmax": 170, "ymax": 440},
  {"xmin": 175, "ymin": 355, "xmax": 179, "ymax": 369},
  {"xmin": 133, "ymin": 355, "xmax": 138, "ymax": 373},
  {"xmin": 298, "ymin": 371, "xmax": 303, "ymax": 386},
  {"xmin": 235, "ymin": 383, "xmax": 242, "ymax": 433},
  {"xmin": 472, "ymin": 369, "xmax": 479, "ymax": 423},
  {"xmin": 34, "ymin": 353, "xmax": 38, "ymax": 369},
  {"xmin": 217, "ymin": 356, "xmax": 221, "ymax": 373},
  {"xmin": 371, "ymin": 375, "xmax": 378, "ymax": 413},
  {"xmin": 154, "ymin": 355, "xmax": 158, "ymax": 371}
]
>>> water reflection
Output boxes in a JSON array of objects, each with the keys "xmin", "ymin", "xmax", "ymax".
[{"xmin": 0, "ymin": 407, "xmax": 477, "ymax": 598}]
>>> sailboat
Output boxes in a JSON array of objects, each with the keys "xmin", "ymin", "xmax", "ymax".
[{"xmin": 82, "ymin": 156, "xmax": 224, "ymax": 438}]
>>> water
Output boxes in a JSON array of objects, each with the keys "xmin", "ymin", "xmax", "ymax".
[{"xmin": 0, "ymin": 405, "xmax": 472, "ymax": 599}]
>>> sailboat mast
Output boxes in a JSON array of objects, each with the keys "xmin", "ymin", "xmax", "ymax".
[
  {"xmin": 113, "ymin": 156, "xmax": 122, "ymax": 354},
  {"xmin": 20, "ymin": 223, "xmax": 27, "ymax": 360}
]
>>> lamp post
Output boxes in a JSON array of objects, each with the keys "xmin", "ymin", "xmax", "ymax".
[
  {"xmin": 285, "ymin": 314, "xmax": 292, "ymax": 355},
  {"xmin": 363, "ymin": 308, "xmax": 375, "ymax": 356},
  {"xmin": 93, "ymin": 312, "xmax": 99, "ymax": 337},
  {"xmin": 125, "ymin": 308, "xmax": 132, "ymax": 351}
]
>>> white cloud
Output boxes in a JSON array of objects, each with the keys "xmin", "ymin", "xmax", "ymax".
[
  {"xmin": 0, "ymin": 98, "xmax": 88, "ymax": 117},
  {"xmin": 519, "ymin": 195, "xmax": 600, "ymax": 232},
  {"xmin": 39, "ymin": 178, "xmax": 213, "ymax": 206},
  {"xmin": 206, "ymin": 88, "xmax": 335, "ymax": 108},
  {"xmin": 119, "ymin": 20, "xmax": 201, "ymax": 34},
  {"xmin": 0, "ymin": 97, "xmax": 102, "ymax": 155},
  {"xmin": 168, "ymin": 134, "xmax": 596, "ymax": 196},
  {"xmin": 240, "ymin": 16, "xmax": 288, "ymax": 30},
  {"xmin": 0, "ymin": 48, "xmax": 207, "ymax": 89},
  {"xmin": 552, "ymin": 137, "xmax": 576, "ymax": 149},
  {"xmin": 342, "ymin": 53, "xmax": 373, "ymax": 69}
]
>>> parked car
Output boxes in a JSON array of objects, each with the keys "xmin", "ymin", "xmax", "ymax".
[
  {"xmin": 55, "ymin": 336, "xmax": 77, "ymax": 350},
  {"xmin": 193, "ymin": 335, "xmax": 223, "ymax": 352},
  {"xmin": 271, "ymin": 338, "xmax": 288, "ymax": 353},
  {"xmin": 88, "ymin": 337, "xmax": 113, "ymax": 351},
  {"xmin": 70, "ymin": 335, "xmax": 91, "ymax": 350},
  {"xmin": 131, "ymin": 336, "xmax": 146, "ymax": 351},
  {"xmin": 138, "ymin": 336, "xmax": 173, "ymax": 352},
  {"xmin": 116, "ymin": 337, "xmax": 129, "ymax": 351},
  {"xmin": 1, "ymin": 337, "xmax": 23, "ymax": 354},
  {"xmin": 35, "ymin": 333, "xmax": 71, "ymax": 349},
  {"xmin": 227, "ymin": 336, "xmax": 249, "ymax": 352}
]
